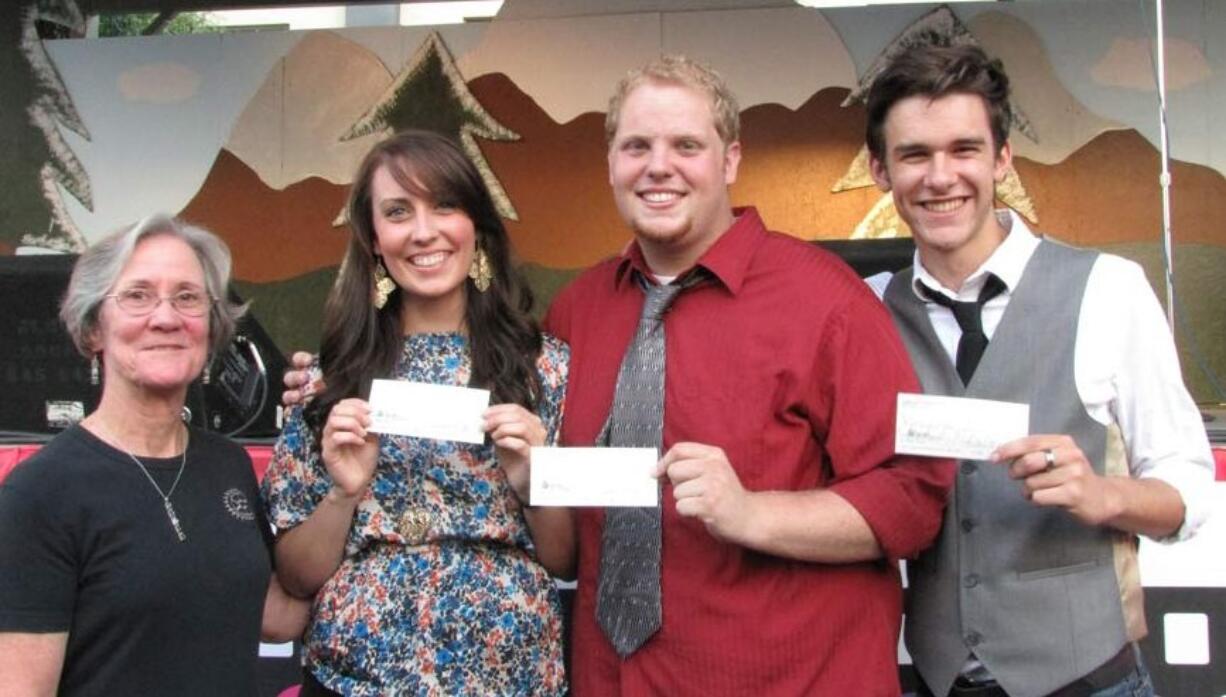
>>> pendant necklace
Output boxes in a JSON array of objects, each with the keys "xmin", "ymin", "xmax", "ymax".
[
  {"xmin": 99, "ymin": 423, "xmax": 189, "ymax": 543},
  {"xmin": 126, "ymin": 436, "xmax": 189, "ymax": 542}
]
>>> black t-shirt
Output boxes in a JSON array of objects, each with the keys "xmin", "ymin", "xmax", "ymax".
[{"xmin": 0, "ymin": 425, "xmax": 273, "ymax": 696}]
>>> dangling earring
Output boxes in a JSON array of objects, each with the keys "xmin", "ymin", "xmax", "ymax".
[
  {"xmin": 468, "ymin": 248, "xmax": 493, "ymax": 293},
  {"xmin": 89, "ymin": 354, "xmax": 100, "ymax": 385},
  {"xmin": 201, "ymin": 356, "xmax": 211, "ymax": 385},
  {"xmin": 372, "ymin": 258, "xmax": 395, "ymax": 309}
]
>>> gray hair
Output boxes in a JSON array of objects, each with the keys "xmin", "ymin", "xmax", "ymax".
[{"xmin": 60, "ymin": 213, "xmax": 247, "ymax": 357}]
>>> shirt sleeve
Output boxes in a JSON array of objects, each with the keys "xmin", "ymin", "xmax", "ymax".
[
  {"xmin": 260, "ymin": 385, "xmax": 333, "ymax": 535},
  {"xmin": 541, "ymin": 283, "xmax": 576, "ymax": 344},
  {"xmin": 816, "ymin": 295, "xmax": 957, "ymax": 560},
  {"xmin": 231, "ymin": 444, "xmax": 276, "ymax": 554},
  {"xmin": 536, "ymin": 335, "xmax": 570, "ymax": 447},
  {"xmin": 862, "ymin": 271, "xmax": 893, "ymax": 300},
  {"xmin": 1077, "ymin": 255, "xmax": 1215, "ymax": 542},
  {"xmin": 0, "ymin": 470, "xmax": 77, "ymax": 632}
]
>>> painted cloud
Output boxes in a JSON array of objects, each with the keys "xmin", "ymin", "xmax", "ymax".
[
  {"xmin": 1091, "ymin": 37, "xmax": 1211, "ymax": 92},
  {"xmin": 117, "ymin": 61, "xmax": 201, "ymax": 103}
]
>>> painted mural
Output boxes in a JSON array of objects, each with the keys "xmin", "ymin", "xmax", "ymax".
[
  {"xmin": 3, "ymin": 2, "xmax": 1226, "ymax": 692},
  {"xmin": 2, "ymin": 0, "xmax": 1224, "ymax": 405}
]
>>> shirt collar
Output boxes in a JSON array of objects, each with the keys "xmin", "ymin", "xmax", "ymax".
[
  {"xmin": 614, "ymin": 206, "xmax": 766, "ymax": 295},
  {"xmin": 910, "ymin": 209, "xmax": 1040, "ymax": 302}
]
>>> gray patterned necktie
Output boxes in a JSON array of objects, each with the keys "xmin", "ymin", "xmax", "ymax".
[{"xmin": 596, "ymin": 275, "xmax": 690, "ymax": 657}]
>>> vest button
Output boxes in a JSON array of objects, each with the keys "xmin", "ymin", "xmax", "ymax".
[
  {"xmin": 960, "ymin": 462, "xmax": 978, "ymax": 475},
  {"xmin": 960, "ymin": 518, "xmax": 975, "ymax": 532},
  {"xmin": 964, "ymin": 573, "xmax": 980, "ymax": 588},
  {"xmin": 965, "ymin": 631, "xmax": 983, "ymax": 647}
]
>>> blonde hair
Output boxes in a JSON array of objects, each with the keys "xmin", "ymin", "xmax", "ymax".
[{"xmin": 605, "ymin": 54, "xmax": 740, "ymax": 145}]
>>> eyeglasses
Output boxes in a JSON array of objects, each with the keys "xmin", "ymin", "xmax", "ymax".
[{"xmin": 105, "ymin": 288, "xmax": 214, "ymax": 317}]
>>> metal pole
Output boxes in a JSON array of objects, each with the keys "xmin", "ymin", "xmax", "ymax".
[{"xmin": 1155, "ymin": 0, "xmax": 1175, "ymax": 330}]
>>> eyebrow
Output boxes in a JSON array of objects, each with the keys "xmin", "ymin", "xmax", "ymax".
[
  {"xmin": 118, "ymin": 280, "xmax": 205, "ymax": 291},
  {"xmin": 892, "ymin": 136, "xmax": 988, "ymax": 155},
  {"xmin": 615, "ymin": 132, "xmax": 708, "ymax": 146},
  {"xmin": 891, "ymin": 142, "xmax": 929, "ymax": 157},
  {"xmin": 951, "ymin": 136, "xmax": 988, "ymax": 148},
  {"xmin": 614, "ymin": 133, "xmax": 648, "ymax": 143},
  {"xmin": 375, "ymin": 194, "xmax": 412, "ymax": 205}
]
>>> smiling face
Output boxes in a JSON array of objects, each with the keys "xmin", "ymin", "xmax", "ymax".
[
  {"xmin": 870, "ymin": 92, "xmax": 1012, "ymax": 287},
  {"xmin": 607, "ymin": 80, "xmax": 741, "ymax": 275},
  {"xmin": 370, "ymin": 162, "xmax": 476, "ymax": 330},
  {"xmin": 93, "ymin": 234, "xmax": 210, "ymax": 397}
]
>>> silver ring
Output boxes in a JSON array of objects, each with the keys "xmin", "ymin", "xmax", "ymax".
[{"xmin": 1043, "ymin": 448, "xmax": 1056, "ymax": 472}]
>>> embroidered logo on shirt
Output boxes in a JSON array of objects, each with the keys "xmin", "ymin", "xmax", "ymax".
[{"xmin": 223, "ymin": 488, "xmax": 256, "ymax": 521}]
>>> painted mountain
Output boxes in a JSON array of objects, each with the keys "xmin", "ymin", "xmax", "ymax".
[{"xmin": 174, "ymin": 27, "xmax": 1226, "ymax": 401}]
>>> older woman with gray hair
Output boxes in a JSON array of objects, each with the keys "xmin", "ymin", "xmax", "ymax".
[{"xmin": 0, "ymin": 214, "xmax": 308, "ymax": 696}]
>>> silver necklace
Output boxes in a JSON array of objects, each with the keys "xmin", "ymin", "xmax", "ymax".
[{"xmin": 102, "ymin": 425, "xmax": 189, "ymax": 543}]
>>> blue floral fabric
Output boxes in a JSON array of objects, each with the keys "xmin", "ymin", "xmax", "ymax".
[{"xmin": 262, "ymin": 333, "xmax": 569, "ymax": 696}]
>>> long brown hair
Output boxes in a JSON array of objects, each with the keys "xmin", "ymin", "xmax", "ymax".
[{"xmin": 306, "ymin": 130, "xmax": 542, "ymax": 434}]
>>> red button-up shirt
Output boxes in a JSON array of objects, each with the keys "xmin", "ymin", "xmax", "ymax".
[{"xmin": 544, "ymin": 208, "xmax": 954, "ymax": 696}]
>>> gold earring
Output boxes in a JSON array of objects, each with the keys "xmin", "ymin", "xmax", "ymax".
[
  {"xmin": 90, "ymin": 354, "xmax": 100, "ymax": 385},
  {"xmin": 468, "ymin": 248, "xmax": 493, "ymax": 293},
  {"xmin": 372, "ymin": 259, "xmax": 395, "ymax": 309}
]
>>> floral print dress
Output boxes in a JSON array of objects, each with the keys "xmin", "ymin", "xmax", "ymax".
[{"xmin": 262, "ymin": 333, "xmax": 569, "ymax": 696}]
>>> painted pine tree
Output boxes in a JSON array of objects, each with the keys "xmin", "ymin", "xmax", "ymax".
[
  {"xmin": 0, "ymin": 0, "xmax": 92, "ymax": 252},
  {"xmin": 342, "ymin": 31, "xmax": 520, "ymax": 220}
]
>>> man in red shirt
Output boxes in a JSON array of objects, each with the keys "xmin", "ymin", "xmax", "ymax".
[{"xmin": 545, "ymin": 55, "xmax": 954, "ymax": 695}]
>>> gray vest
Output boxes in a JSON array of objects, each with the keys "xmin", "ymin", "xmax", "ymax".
[{"xmin": 885, "ymin": 241, "xmax": 1126, "ymax": 697}]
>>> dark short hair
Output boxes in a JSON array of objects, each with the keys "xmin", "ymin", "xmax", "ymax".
[{"xmin": 865, "ymin": 44, "xmax": 1012, "ymax": 161}]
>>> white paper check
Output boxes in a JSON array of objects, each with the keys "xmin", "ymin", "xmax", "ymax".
[
  {"xmin": 530, "ymin": 447, "xmax": 659, "ymax": 507},
  {"xmin": 895, "ymin": 392, "xmax": 1029, "ymax": 460},
  {"xmin": 367, "ymin": 379, "xmax": 490, "ymax": 445}
]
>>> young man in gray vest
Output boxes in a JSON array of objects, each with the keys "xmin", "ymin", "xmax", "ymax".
[{"xmin": 865, "ymin": 44, "xmax": 1214, "ymax": 697}]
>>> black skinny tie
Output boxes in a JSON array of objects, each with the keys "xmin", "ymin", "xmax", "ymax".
[{"xmin": 921, "ymin": 275, "xmax": 1006, "ymax": 385}]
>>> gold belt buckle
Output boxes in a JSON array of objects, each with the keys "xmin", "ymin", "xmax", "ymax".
[{"xmin": 397, "ymin": 508, "xmax": 431, "ymax": 545}]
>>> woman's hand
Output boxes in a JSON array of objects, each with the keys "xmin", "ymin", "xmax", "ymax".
[
  {"xmin": 484, "ymin": 404, "xmax": 575, "ymax": 578},
  {"xmin": 321, "ymin": 398, "xmax": 378, "ymax": 501},
  {"xmin": 275, "ymin": 399, "xmax": 373, "ymax": 597},
  {"xmin": 281, "ymin": 351, "xmax": 319, "ymax": 407},
  {"xmin": 483, "ymin": 404, "xmax": 546, "ymax": 504}
]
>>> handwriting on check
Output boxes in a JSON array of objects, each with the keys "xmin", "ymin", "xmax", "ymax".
[
  {"xmin": 902, "ymin": 421, "xmax": 1002, "ymax": 454},
  {"xmin": 894, "ymin": 393, "xmax": 1029, "ymax": 460},
  {"xmin": 370, "ymin": 409, "xmax": 475, "ymax": 432}
]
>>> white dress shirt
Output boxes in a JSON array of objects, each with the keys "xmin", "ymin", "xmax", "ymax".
[{"xmin": 867, "ymin": 210, "xmax": 1213, "ymax": 541}]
